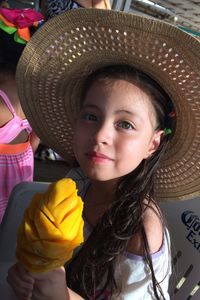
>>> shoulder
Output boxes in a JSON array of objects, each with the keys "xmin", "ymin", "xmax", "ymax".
[{"xmin": 127, "ymin": 200, "xmax": 164, "ymax": 256}]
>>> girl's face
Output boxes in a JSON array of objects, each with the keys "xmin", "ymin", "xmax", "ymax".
[{"xmin": 73, "ymin": 79, "xmax": 163, "ymax": 182}]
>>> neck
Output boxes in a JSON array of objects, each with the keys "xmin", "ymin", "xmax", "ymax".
[
  {"xmin": 86, "ymin": 179, "xmax": 118, "ymax": 206},
  {"xmin": 83, "ymin": 179, "xmax": 118, "ymax": 227}
]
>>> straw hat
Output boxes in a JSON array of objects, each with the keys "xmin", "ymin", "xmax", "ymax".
[{"xmin": 16, "ymin": 8, "xmax": 200, "ymax": 201}]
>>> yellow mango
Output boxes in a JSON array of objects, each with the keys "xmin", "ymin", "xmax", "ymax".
[{"xmin": 16, "ymin": 178, "xmax": 84, "ymax": 273}]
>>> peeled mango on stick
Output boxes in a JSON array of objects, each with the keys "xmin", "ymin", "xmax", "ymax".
[{"xmin": 16, "ymin": 178, "xmax": 84, "ymax": 273}]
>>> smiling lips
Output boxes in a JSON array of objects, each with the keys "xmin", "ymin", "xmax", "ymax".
[{"xmin": 86, "ymin": 151, "xmax": 113, "ymax": 162}]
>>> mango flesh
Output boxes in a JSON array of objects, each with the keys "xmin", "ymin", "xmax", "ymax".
[{"xmin": 16, "ymin": 178, "xmax": 84, "ymax": 273}]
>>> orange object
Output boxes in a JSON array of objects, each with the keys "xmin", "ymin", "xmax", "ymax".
[{"xmin": 17, "ymin": 27, "xmax": 30, "ymax": 42}]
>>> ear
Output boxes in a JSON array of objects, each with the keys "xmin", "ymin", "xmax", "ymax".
[{"xmin": 144, "ymin": 130, "xmax": 164, "ymax": 158}]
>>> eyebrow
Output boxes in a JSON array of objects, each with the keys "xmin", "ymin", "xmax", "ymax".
[
  {"xmin": 114, "ymin": 109, "xmax": 134, "ymax": 116},
  {"xmin": 82, "ymin": 104, "xmax": 144, "ymax": 125},
  {"xmin": 82, "ymin": 104, "xmax": 98, "ymax": 109},
  {"xmin": 82, "ymin": 104, "xmax": 134, "ymax": 115}
]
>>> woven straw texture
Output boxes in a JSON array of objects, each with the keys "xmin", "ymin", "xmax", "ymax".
[{"xmin": 16, "ymin": 8, "xmax": 200, "ymax": 201}]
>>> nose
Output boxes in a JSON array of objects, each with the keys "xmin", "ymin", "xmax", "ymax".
[{"xmin": 93, "ymin": 122, "xmax": 113, "ymax": 145}]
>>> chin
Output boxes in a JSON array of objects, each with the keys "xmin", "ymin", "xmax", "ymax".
[
  {"xmin": 86, "ymin": 169, "xmax": 121, "ymax": 182},
  {"xmin": 83, "ymin": 169, "xmax": 109, "ymax": 181}
]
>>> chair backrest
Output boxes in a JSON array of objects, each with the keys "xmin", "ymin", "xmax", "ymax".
[
  {"xmin": 160, "ymin": 197, "xmax": 200, "ymax": 300},
  {"xmin": 0, "ymin": 181, "xmax": 50, "ymax": 262},
  {"xmin": 1, "ymin": 181, "xmax": 200, "ymax": 300},
  {"xmin": 0, "ymin": 181, "xmax": 50, "ymax": 300}
]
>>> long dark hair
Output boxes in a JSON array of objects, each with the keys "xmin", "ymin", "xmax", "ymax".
[{"xmin": 66, "ymin": 65, "xmax": 175, "ymax": 299}]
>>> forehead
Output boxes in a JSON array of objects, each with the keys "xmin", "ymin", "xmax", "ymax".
[
  {"xmin": 85, "ymin": 78, "xmax": 154, "ymax": 107},
  {"xmin": 83, "ymin": 79, "xmax": 158, "ymax": 125}
]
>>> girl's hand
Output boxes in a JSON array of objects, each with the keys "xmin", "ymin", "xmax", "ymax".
[
  {"xmin": 7, "ymin": 263, "xmax": 68, "ymax": 300},
  {"xmin": 7, "ymin": 262, "xmax": 34, "ymax": 300},
  {"xmin": 31, "ymin": 266, "xmax": 68, "ymax": 300}
]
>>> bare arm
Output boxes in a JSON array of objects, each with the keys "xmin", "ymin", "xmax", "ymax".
[
  {"xmin": 76, "ymin": 0, "xmax": 111, "ymax": 9},
  {"xmin": 92, "ymin": 0, "xmax": 111, "ymax": 9},
  {"xmin": 127, "ymin": 202, "xmax": 163, "ymax": 255}
]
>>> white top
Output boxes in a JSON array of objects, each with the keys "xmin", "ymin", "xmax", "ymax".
[{"xmin": 67, "ymin": 168, "xmax": 172, "ymax": 300}]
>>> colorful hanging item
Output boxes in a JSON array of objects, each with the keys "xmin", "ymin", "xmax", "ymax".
[{"xmin": 0, "ymin": 8, "xmax": 44, "ymax": 44}]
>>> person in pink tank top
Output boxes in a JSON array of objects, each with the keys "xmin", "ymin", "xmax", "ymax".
[{"xmin": 0, "ymin": 8, "xmax": 44, "ymax": 223}]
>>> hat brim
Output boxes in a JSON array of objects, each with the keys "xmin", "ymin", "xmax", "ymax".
[{"xmin": 16, "ymin": 8, "xmax": 200, "ymax": 201}]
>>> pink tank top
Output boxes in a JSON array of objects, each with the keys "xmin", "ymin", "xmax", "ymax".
[
  {"xmin": 0, "ymin": 90, "xmax": 34, "ymax": 223},
  {"xmin": 0, "ymin": 89, "xmax": 32, "ymax": 143}
]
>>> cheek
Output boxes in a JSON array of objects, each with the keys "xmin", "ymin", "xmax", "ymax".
[
  {"xmin": 73, "ymin": 130, "xmax": 82, "ymax": 149},
  {"xmin": 116, "ymin": 138, "xmax": 152, "ymax": 167},
  {"xmin": 73, "ymin": 123, "xmax": 82, "ymax": 152},
  {"xmin": 73, "ymin": 122, "xmax": 89, "ymax": 156},
  {"xmin": 118, "ymin": 138, "xmax": 147, "ymax": 155},
  {"xmin": 73, "ymin": 137, "xmax": 82, "ymax": 165}
]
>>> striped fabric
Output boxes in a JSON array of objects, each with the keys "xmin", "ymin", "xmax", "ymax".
[
  {"xmin": 0, "ymin": 141, "xmax": 33, "ymax": 223},
  {"xmin": 0, "ymin": 90, "xmax": 33, "ymax": 223}
]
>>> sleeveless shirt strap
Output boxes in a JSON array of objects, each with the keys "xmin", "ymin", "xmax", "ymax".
[{"xmin": 0, "ymin": 89, "xmax": 16, "ymax": 116}]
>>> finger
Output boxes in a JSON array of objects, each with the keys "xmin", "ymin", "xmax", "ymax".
[
  {"xmin": 8, "ymin": 263, "xmax": 34, "ymax": 287},
  {"xmin": 7, "ymin": 276, "xmax": 33, "ymax": 300},
  {"xmin": 7, "ymin": 263, "xmax": 34, "ymax": 299}
]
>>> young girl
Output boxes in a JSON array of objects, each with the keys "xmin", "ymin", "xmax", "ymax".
[
  {"xmin": 0, "ymin": 8, "xmax": 43, "ymax": 223},
  {"xmin": 7, "ymin": 7, "xmax": 200, "ymax": 300}
]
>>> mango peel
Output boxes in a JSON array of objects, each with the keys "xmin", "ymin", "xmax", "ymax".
[{"xmin": 16, "ymin": 178, "xmax": 84, "ymax": 273}]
